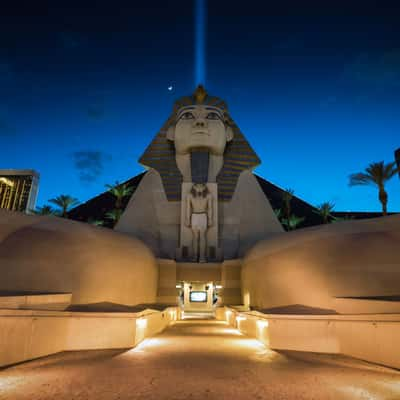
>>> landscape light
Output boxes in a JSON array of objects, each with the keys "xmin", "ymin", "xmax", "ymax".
[
  {"xmin": 136, "ymin": 317, "xmax": 147, "ymax": 329},
  {"xmin": 257, "ymin": 320, "xmax": 269, "ymax": 329}
]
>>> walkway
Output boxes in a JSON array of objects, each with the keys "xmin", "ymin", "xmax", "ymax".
[{"xmin": 1, "ymin": 319, "xmax": 399, "ymax": 400}]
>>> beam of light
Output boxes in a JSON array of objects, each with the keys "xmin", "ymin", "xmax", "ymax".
[{"xmin": 194, "ymin": 0, "xmax": 206, "ymax": 86}]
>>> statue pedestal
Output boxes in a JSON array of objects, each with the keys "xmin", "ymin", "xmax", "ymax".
[{"xmin": 176, "ymin": 182, "xmax": 222, "ymax": 262}]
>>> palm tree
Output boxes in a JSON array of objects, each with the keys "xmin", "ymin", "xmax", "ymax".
[
  {"xmin": 105, "ymin": 209, "xmax": 123, "ymax": 225},
  {"xmin": 281, "ymin": 188, "xmax": 294, "ymax": 222},
  {"xmin": 349, "ymin": 161, "xmax": 399, "ymax": 215},
  {"xmin": 106, "ymin": 182, "xmax": 134, "ymax": 210},
  {"xmin": 332, "ymin": 214, "xmax": 354, "ymax": 223},
  {"xmin": 281, "ymin": 215, "xmax": 305, "ymax": 230},
  {"xmin": 30, "ymin": 205, "xmax": 58, "ymax": 216},
  {"xmin": 49, "ymin": 195, "xmax": 80, "ymax": 218},
  {"xmin": 274, "ymin": 208, "xmax": 282, "ymax": 219},
  {"xmin": 313, "ymin": 202, "xmax": 335, "ymax": 224},
  {"xmin": 87, "ymin": 217, "xmax": 104, "ymax": 226}
]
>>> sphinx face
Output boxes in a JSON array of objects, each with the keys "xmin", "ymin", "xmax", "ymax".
[{"xmin": 171, "ymin": 105, "xmax": 232, "ymax": 155}]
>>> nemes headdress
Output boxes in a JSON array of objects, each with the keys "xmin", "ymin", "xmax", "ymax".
[{"xmin": 139, "ymin": 86, "xmax": 260, "ymax": 201}]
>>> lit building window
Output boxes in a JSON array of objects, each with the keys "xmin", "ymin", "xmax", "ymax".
[{"xmin": 0, "ymin": 170, "xmax": 39, "ymax": 213}]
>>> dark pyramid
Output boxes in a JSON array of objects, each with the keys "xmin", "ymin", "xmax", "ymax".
[
  {"xmin": 68, "ymin": 172, "xmax": 392, "ymax": 230},
  {"xmin": 68, "ymin": 173, "xmax": 145, "ymax": 228}
]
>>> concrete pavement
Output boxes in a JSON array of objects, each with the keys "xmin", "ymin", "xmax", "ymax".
[{"xmin": 1, "ymin": 319, "xmax": 399, "ymax": 400}]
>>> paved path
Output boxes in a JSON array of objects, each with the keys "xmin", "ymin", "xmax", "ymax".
[{"xmin": 1, "ymin": 319, "xmax": 399, "ymax": 400}]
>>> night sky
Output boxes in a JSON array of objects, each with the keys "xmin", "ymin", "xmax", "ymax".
[{"xmin": 1, "ymin": 1, "xmax": 400, "ymax": 212}]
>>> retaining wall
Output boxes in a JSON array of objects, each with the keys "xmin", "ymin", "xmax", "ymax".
[
  {"xmin": 0, "ymin": 307, "xmax": 179, "ymax": 368},
  {"xmin": 217, "ymin": 307, "xmax": 400, "ymax": 369}
]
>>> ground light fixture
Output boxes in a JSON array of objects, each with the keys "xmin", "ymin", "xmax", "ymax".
[
  {"xmin": 136, "ymin": 317, "xmax": 147, "ymax": 329},
  {"xmin": 256, "ymin": 319, "xmax": 269, "ymax": 329}
]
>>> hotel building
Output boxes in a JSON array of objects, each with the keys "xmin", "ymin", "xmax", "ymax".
[{"xmin": 0, "ymin": 169, "xmax": 39, "ymax": 213}]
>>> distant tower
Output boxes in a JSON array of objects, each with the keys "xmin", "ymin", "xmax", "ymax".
[
  {"xmin": 0, "ymin": 170, "xmax": 39, "ymax": 213},
  {"xmin": 395, "ymin": 148, "xmax": 400, "ymax": 178}
]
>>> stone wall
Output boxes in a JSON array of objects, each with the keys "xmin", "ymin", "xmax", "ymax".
[
  {"xmin": 0, "ymin": 209, "xmax": 158, "ymax": 306},
  {"xmin": 0, "ymin": 307, "xmax": 179, "ymax": 368},
  {"xmin": 242, "ymin": 215, "xmax": 400, "ymax": 312},
  {"xmin": 157, "ymin": 258, "xmax": 242, "ymax": 306},
  {"xmin": 218, "ymin": 307, "xmax": 400, "ymax": 370}
]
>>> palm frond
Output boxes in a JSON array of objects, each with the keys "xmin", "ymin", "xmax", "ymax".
[
  {"xmin": 106, "ymin": 181, "xmax": 134, "ymax": 199},
  {"xmin": 350, "ymin": 161, "xmax": 398, "ymax": 187},
  {"xmin": 281, "ymin": 214, "xmax": 305, "ymax": 229},
  {"xmin": 349, "ymin": 172, "xmax": 375, "ymax": 186},
  {"xmin": 88, "ymin": 218, "xmax": 104, "ymax": 226},
  {"xmin": 105, "ymin": 209, "xmax": 123, "ymax": 222},
  {"xmin": 49, "ymin": 195, "xmax": 79, "ymax": 209},
  {"xmin": 30, "ymin": 205, "xmax": 58, "ymax": 215}
]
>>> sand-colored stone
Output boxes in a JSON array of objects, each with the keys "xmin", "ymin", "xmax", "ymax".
[
  {"xmin": 242, "ymin": 214, "xmax": 400, "ymax": 313},
  {"xmin": 219, "ymin": 306, "xmax": 400, "ymax": 369},
  {"xmin": 156, "ymin": 258, "xmax": 242, "ymax": 305},
  {"xmin": 117, "ymin": 169, "xmax": 283, "ymax": 260},
  {"xmin": 0, "ymin": 307, "xmax": 178, "ymax": 367},
  {"xmin": 0, "ymin": 209, "xmax": 158, "ymax": 306},
  {"xmin": 0, "ymin": 293, "xmax": 72, "ymax": 310},
  {"xmin": 1, "ymin": 319, "xmax": 399, "ymax": 400}
]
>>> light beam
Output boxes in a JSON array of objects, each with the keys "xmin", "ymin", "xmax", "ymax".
[{"xmin": 195, "ymin": 0, "xmax": 206, "ymax": 86}]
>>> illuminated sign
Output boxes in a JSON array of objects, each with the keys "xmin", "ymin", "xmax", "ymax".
[{"xmin": 189, "ymin": 291, "xmax": 207, "ymax": 302}]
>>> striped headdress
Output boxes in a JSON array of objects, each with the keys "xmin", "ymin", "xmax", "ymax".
[{"xmin": 139, "ymin": 86, "xmax": 260, "ymax": 202}]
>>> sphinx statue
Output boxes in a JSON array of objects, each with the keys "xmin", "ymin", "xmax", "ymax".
[{"xmin": 115, "ymin": 86, "xmax": 283, "ymax": 260}]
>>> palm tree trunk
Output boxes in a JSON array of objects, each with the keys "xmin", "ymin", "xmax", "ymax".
[
  {"xmin": 379, "ymin": 187, "xmax": 388, "ymax": 216},
  {"xmin": 285, "ymin": 203, "xmax": 291, "ymax": 230}
]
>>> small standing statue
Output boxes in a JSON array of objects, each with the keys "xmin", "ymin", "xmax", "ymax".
[{"xmin": 185, "ymin": 183, "xmax": 213, "ymax": 262}]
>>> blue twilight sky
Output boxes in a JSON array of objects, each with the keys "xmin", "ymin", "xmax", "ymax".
[{"xmin": 1, "ymin": 0, "xmax": 399, "ymax": 212}]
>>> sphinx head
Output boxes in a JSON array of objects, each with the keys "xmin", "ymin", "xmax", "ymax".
[
  {"xmin": 139, "ymin": 85, "xmax": 260, "ymax": 198},
  {"xmin": 167, "ymin": 86, "xmax": 233, "ymax": 156}
]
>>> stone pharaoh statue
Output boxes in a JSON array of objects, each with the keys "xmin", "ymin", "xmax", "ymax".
[{"xmin": 185, "ymin": 183, "xmax": 213, "ymax": 263}]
